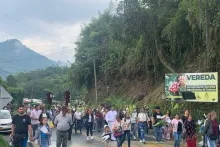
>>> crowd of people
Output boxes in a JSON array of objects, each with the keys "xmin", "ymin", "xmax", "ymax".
[{"xmin": 9, "ymin": 103, "xmax": 220, "ymax": 147}]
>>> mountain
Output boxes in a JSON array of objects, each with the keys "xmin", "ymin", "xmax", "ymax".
[{"xmin": 0, "ymin": 39, "xmax": 57, "ymax": 78}]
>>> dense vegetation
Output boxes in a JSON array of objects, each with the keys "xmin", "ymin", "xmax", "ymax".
[
  {"xmin": 69, "ymin": 0, "xmax": 220, "ymax": 107},
  {"xmin": 0, "ymin": 66, "xmax": 69, "ymax": 105}
]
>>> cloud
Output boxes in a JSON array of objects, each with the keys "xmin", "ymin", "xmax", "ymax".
[
  {"xmin": 0, "ymin": 0, "xmax": 115, "ymax": 62},
  {"xmin": 22, "ymin": 21, "xmax": 85, "ymax": 62}
]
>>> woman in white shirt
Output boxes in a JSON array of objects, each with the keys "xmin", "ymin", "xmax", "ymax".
[
  {"xmin": 74, "ymin": 109, "xmax": 82, "ymax": 134},
  {"xmin": 163, "ymin": 110, "xmax": 172, "ymax": 140},
  {"xmin": 121, "ymin": 113, "xmax": 131, "ymax": 147},
  {"xmin": 138, "ymin": 107, "xmax": 147, "ymax": 143}
]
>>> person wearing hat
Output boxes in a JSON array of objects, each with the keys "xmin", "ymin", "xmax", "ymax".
[
  {"xmin": 101, "ymin": 125, "xmax": 112, "ymax": 147},
  {"xmin": 153, "ymin": 106, "xmax": 163, "ymax": 144}
]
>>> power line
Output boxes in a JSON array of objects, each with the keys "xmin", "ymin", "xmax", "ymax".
[
  {"xmin": 0, "ymin": 42, "xmax": 75, "ymax": 51},
  {"xmin": 0, "ymin": 44, "xmax": 75, "ymax": 61},
  {"xmin": 0, "ymin": 49, "xmax": 74, "ymax": 63}
]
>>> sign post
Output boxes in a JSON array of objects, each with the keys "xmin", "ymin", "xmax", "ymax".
[
  {"xmin": 0, "ymin": 86, "xmax": 13, "ymax": 109},
  {"xmin": 165, "ymin": 72, "xmax": 218, "ymax": 102}
]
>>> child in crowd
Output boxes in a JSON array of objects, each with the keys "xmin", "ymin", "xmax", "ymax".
[
  {"xmin": 31, "ymin": 117, "xmax": 52, "ymax": 147},
  {"xmin": 101, "ymin": 125, "xmax": 112, "ymax": 147}
]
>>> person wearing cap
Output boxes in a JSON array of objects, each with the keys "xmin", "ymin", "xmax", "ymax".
[
  {"xmin": 105, "ymin": 106, "xmax": 117, "ymax": 141},
  {"xmin": 101, "ymin": 125, "xmax": 111, "ymax": 147},
  {"xmin": 54, "ymin": 106, "xmax": 73, "ymax": 147},
  {"xmin": 153, "ymin": 106, "xmax": 163, "ymax": 144}
]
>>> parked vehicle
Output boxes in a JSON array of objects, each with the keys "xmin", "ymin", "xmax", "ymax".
[{"xmin": 0, "ymin": 110, "xmax": 12, "ymax": 132}]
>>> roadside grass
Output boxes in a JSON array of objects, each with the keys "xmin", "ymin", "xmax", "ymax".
[{"xmin": 0, "ymin": 135, "xmax": 8, "ymax": 146}]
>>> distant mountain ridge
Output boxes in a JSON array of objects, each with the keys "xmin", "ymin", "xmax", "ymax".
[{"xmin": 0, "ymin": 39, "xmax": 57, "ymax": 78}]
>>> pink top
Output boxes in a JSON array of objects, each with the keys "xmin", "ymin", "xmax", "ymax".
[
  {"xmin": 171, "ymin": 119, "xmax": 183, "ymax": 132},
  {"xmin": 30, "ymin": 109, "xmax": 42, "ymax": 125}
]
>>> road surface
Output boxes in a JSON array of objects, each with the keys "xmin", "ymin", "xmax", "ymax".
[{"xmin": 3, "ymin": 129, "xmax": 177, "ymax": 147}]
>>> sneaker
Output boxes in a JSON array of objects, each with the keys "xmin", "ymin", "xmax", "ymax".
[
  {"xmin": 160, "ymin": 141, "xmax": 164, "ymax": 144},
  {"xmin": 156, "ymin": 141, "xmax": 159, "ymax": 144},
  {"xmin": 140, "ymin": 140, "xmax": 143, "ymax": 143},
  {"xmin": 133, "ymin": 136, "xmax": 136, "ymax": 140},
  {"xmin": 91, "ymin": 136, "xmax": 94, "ymax": 140},
  {"xmin": 142, "ymin": 139, "xmax": 146, "ymax": 143},
  {"xmin": 87, "ymin": 137, "xmax": 90, "ymax": 140}
]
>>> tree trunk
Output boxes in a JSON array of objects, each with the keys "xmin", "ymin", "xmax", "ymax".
[
  {"xmin": 154, "ymin": 38, "xmax": 176, "ymax": 73},
  {"xmin": 205, "ymin": 0, "xmax": 210, "ymax": 68}
]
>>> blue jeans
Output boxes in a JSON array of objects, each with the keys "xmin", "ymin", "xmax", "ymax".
[
  {"xmin": 138, "ymin": 122, "xmax": 145, "ymax": 140},
  {"xmin": 154, "ymin": 126, "xmax": 162, "ymax": 142},
  {"xmin": 173, "ymin": 132, "xmax": 181, "ymax": 147},
  {"xmin": 131, "ymin": 123, "xmax": 137, "ymax": 137},
  {"xmin": 116, "ymin": 136, "xmax": 123, "ymax": 147},
  {"xmin": 22, "ymin": 136, "xmax": 28, "ymax": 147},
  {"xmin": 121, "ymin": 130, "xmax": 131, "ymax": 147},
  {"xmin": 207, "ymin": 136, "xmax": 216, "ymax": 147}
]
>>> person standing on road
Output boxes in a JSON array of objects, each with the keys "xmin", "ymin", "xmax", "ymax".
[
  {"xmin": 30, "ymin": 105, "xmax": 42, "ymax": 137},
  {"xmin": 105, "ymin": 106, "xmax": 117, "ymax": 141},
  {"xmin": 153, "ymin": 106, "xmax": 163, "ymax": 144},
  {"xmin": 95, "ymin": 109, "xmax": 103, "ymax": 132},
  {"xmin": 11, "ymin": 105, "xmax": 32, "ymax": 147},
  {"xmin": 39, "ymin": 108, "xmax": 50, "ymax": 121},
  {"xmin": 121, "ymin": 113, "xmax": 131, "ymax": 147},
  {"xmin": 85, "ymin": 108, "xmax": 94, "ymax": 140},
  {"xmin": 171, "ymin": 113, "xmax": 183, "ymax": 147},
  {"xmin": 68, "ymin": 108, "xmax": 74, "ymax": 141},
  {"xmin": 204, "ymin": 111, "xmax": 219, "ymax": 147},
  {"xmin": 131, "ymin": 108, "xmax": 138, "ymax": 140},
  {"xmin": 163, "ymin": 110, "xmax": 172, "ymax": 140},
  {"xmin": 54, "ymin": 106, "xmax": 73, "ymax": 147},
  {"xmin": 74, "ymin": 108, "xmax": 83, "ymax": 134},
  {"xmin": 32, "ymin": 117, "xmax": 52, "ymax": 147},
  {"xmin": 138, "ymin": 107, "xmax": 147, "ymax": 143},
  {"xmin": 184, "ymin": 114, "xmax": 196, "ymax": 147},
  {"xmin": 112, "ymin": 115, "xmax": 124, "ymax": 147}
]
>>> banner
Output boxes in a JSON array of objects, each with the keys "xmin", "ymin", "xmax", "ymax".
[{"xmin": 165, "ymin": 72, "xmax": 218, "ymax": 102}]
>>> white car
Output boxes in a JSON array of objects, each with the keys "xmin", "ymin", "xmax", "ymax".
[{"xmin": 0, "ymin": 110, "xmax": 12, "ymax": 132}]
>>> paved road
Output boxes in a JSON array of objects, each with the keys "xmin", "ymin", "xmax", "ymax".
[
  {"xmin": 2, "ymin": 129, "xmax": 177, "ymax": 147},
  {"xmin": 49, "ymin": 129, "xmax": 174, "ymax": 147}
]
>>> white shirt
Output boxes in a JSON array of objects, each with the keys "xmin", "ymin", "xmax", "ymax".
[
  {"xmin": 113, "ymin": 120, "xmax": 124, "ymax": 131},
  {"xmin": 89, "ymin": 115, "xmax": 92, "ymax": 122},
  {"xmin": 74, "ymin": 111, "xmax": 82, "ymax": 120},
  {"xmin": 42, "ymin": 113, "xmax": 47, "ymax": 118},
  {"xmin": 131, "ymin": 112, "xmax": 137, "ymax": 123},
  {"xmin": 105, "ymin": 110, "xmax": 117, "ymax": 122},
  {"xmin": 123, "ymin": 118, "xmax": 131, "ymax": 130},
  {"xmin": 138, "ymin": 113, "xmax": 147, "ymax": 122}
]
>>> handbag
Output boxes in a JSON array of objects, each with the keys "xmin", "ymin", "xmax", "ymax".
[
  {"xmin": 13, "ymin": 134, "xmax": 26, "ymax": 144},
  {"xmin": 113, "ymin": 122, "xmax": 123, "ymax": 137}
]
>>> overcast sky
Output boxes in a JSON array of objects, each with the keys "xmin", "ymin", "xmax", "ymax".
[{"xmin": 0, "ymin": 0, "xmax": 117, "ymax": 62}]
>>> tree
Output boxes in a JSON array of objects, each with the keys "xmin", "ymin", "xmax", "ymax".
[{"xmin": 6, "ymin": 75, "xmax": 17, "ymax": 87}]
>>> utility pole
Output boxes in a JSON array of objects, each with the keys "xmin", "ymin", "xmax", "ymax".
[
  {"xmin": 31, "ymin": 84, "xmax": 33, "ymax": 103},
  {"xmin": 94, "ymin": 60, "xmax": 98, "ymax": 104}
]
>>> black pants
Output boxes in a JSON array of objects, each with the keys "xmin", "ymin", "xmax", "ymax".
[
  {"xmin": 68, "ymin": 124, "xmax": 73, "ymax": 140},
  {"xmin": 121, "ymin": 130, "xmax": 131, "ymax": 147},
  {"xmin": 75, "ymin": 119, "xmax": 82, "ymax": 134},
  {"xmin": 96, "ymin": 118, "xmax": 103, "ymax": 132},
  {"xmin": 86, "ymin": 122, "xmax": 93, "ymax": 136}
]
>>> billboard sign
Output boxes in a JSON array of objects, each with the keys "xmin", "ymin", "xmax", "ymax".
[{"xmin": 165, "ymin": 72, "xmax": 218, "ymax": 102}]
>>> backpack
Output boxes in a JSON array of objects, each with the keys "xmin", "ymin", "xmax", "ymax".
[{"xmin": 177, "ymin": 121, "xmax": 183, "ymax": 132}]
